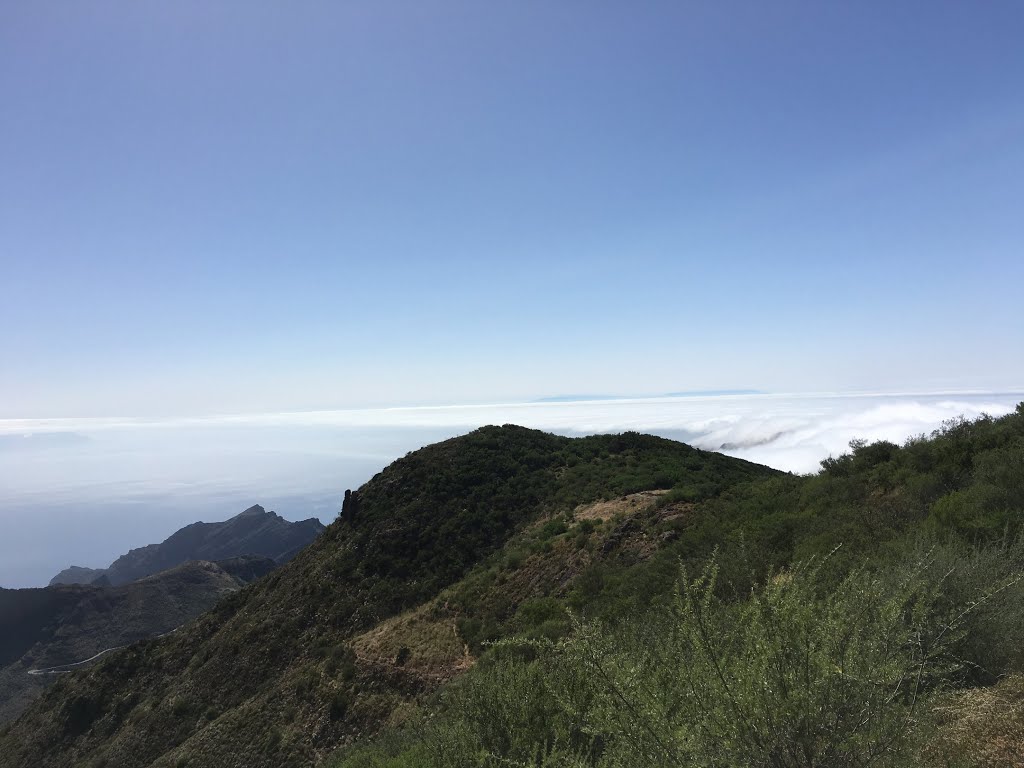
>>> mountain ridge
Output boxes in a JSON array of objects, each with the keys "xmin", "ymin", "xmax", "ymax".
[
  {"xmin": 49, "ymin": 505, "xmax": 325, "ymax": 587},
  {"xmin": 0, "ymin": 425, "xmax": 776, "ymax": 767}
]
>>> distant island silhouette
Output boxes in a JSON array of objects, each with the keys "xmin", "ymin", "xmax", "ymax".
[{"xmin": 533, "ymin": 389, "xmax": 763, "ymax": 403}]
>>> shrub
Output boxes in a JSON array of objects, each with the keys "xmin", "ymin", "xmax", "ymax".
[
  {"xmin": 346, "ymin": 546, "xmax": 1022, "ymax": 768},
  {"xmin": 330, "ymin": 689, "xmax": 353, "ymax": 721}
]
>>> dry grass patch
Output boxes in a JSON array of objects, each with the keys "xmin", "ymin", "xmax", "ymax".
[
  {"xmin": 928, "ymin": 676, "xmax": 1024, "ymax": 767},
  {"xmin": 351, "ymin": 604, "xmax": 471, "ymax": 683},
  {"xmin": 573, "ymin": 490, "xmax": 668, "ymax": 522}
]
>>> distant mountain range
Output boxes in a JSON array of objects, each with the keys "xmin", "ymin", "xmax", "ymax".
[
  {"xmin": 533, "ymin": 389, "xmax": 763, "ymax": 403},
  {"xmin": 50, "ymin": 504, "xmax": 325, "ymax": 586},
  {"xmin": 48, "ymin": 566, "xmax": 106, "ymax": 586}
]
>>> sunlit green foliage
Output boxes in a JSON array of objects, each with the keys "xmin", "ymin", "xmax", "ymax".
[
  {"xmin": 333, "ymin": 542, "xmax": 1024, "ymax": 768},
  {"xmin": 331, "ymin": 405, "xmax": 1024, "ymax": 768}
]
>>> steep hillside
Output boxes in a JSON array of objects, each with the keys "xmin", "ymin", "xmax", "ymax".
[
  {"xmin": 0, "ymin": 426, "xmax": 774, "ymax": 768},
  {"xmin": 0, "ymin": 557, "xmax": 276, "ymax": 724},
  {"xmin": 326, "ymin": 406, "xmax": 1024, "ymax": 768},
  {"xmin": 51, "ymin": 505, "xmax": 325, "ymax": 586}
]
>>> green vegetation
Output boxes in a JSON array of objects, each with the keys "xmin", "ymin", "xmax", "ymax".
[
  {"xmin": 329, "ymin": 405, "xmax": 1024, "ymax": 768},
  {"xmin": 334, "ymin": 540, "xmax": 1024, "ymax": 767}
]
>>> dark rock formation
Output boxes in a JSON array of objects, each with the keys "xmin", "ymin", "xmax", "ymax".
[
  {"xmin": 341, "ymin": 489, "xmax": 361, "ymax": 524},
  {"xmin": 49, "ymin": 505, "xmax": 325, "ymax": 587}
]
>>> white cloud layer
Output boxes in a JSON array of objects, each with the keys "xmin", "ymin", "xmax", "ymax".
[
  {"xmin": 2, "ymin": 391, "xmax": 1020, "ymax": 475},
  {"xmin": 1, "ymin": 391, "xmax": 1021, "ymax": 588}
]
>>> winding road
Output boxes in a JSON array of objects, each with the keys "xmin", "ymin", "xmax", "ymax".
[
  {"xmin": 26, "ymin": 627, "xmax": 179, "ymax": 676},
  {"xmin": 27, "ymin": 645, "xmax": 126, "ymax": 676}
]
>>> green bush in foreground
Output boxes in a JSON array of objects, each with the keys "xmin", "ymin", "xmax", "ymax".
[{"xmin": 334, "ymin": 542, "xmax": 1023, "ymax": 768}]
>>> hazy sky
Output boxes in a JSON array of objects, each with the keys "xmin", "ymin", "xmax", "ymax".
[{"xmin": 2, "ymin": 2, "xmax": 1023, "ymax": 417}]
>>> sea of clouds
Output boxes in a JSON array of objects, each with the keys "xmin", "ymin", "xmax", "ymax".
[{"xmin": 0, "ymin": 391, "xmax": 1020, "ymax": 588}]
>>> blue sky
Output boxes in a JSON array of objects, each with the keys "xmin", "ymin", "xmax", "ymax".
[{"xmin": 2, "ymin": 2, "xmax": 1023, "ymax": 418}]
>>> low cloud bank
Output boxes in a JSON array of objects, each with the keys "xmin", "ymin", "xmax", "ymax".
[
  {"xmin": 680, "ymin": 397, "xmax": 1018, "ymax": 473},
  {"xmin": 222, "ymin": 391, "xmax": 1019, "ymax": 473},
  {"xmin": 0, "ymin": 392, "xmax": 1021, "ymax": 586},
  {"xmin": 509, "ymin": 394, "xmax": 1018, "ymax": 473},
  {"xmin": 3, "ymin": 392, "xmax": 1018, "ymax": 475}
]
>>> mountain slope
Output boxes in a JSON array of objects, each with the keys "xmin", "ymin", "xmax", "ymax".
[
  {"xmin": 326, "ymin": 406, "xmax": 1024, "ymax": 768},
  {"xmin": 0, "ymin": 426, "xmax": 775, "ymax": 768},
  {"xmin": 51, "ymin": 505, "xmax": 326, "ymax": 587},
  {"xmin": 0, "ymin": 557, "xmax": 276, "ymax": 724}
]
